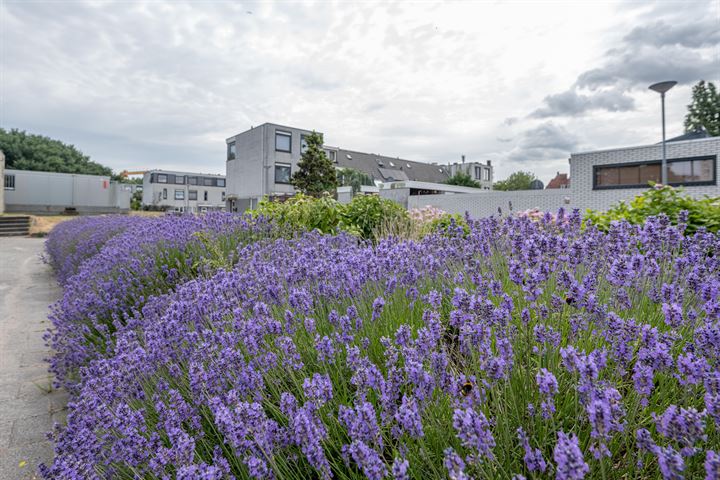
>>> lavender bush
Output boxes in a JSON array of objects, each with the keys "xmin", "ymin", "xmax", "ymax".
[{"xmin": 42, "ymin": 210, "xmax": 719, "ymax": 479}]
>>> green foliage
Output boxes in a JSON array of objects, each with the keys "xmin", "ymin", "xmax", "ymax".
[
  {"xmin": 0, "ymin": 128, "xmax": 113, "ymax": 176},
  {"xmin": 337, "ymin": 167, "xmax": 374, "ymax": 193},
  {"xmin": 253, "ymin": 193, "xmax": 409, "ymax": 240},
  {"xmin": 424, "ymin": 213, "xmax": 470, "ymax": 237},
  {"xmin": 340, "ymin": 194, "xmax": 409, "ymax": 239},
  {"xmin": 493, "ymin": 170, "xmax": 537, "ymax": 191},
  {"xmin": 291, "ymin": 131, "xmax": 338, "ymax": 197},
  {"xmin": 684, "ymin": 80, "xmax": 720, "ymax": 136},
  {"xmin": 445, "ymin": 171, "xmax": 481, "ymax": 188},
  {"xmin": 130, "ymin": 190, "xmax": 142, "ymax": 210},
  {"xmin": 585, "ymin": 184, "xmax": 720, "ymax": 234}
]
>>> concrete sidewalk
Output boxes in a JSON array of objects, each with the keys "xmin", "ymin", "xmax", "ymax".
[{"xmin": 0, "ymin": 237, "xmax": 65, "ymax": 480}]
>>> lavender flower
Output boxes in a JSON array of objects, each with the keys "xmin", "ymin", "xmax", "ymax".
[{"xmin": 553, "ymin": 431, "xmax": 589, "ymax": 480}]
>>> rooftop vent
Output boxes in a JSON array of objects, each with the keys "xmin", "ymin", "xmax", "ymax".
[
  {"xmin": 346, "ymin": 154, "xmax": 352, "ymax": 160},
  {"xmin": 406, "ymin": 163, "xmax": 411, "ymax": 169},
  {"xmin": 389, "ymin": 161, "xmax": 395, "ymax": 167}
]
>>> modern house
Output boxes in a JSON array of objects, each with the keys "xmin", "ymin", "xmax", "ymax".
[
  {"xmin": 224, "ymin": 122, "xmax": 494, "ymax": 211},
  {"xmin": 408, "ymin": 135, "xmax": 719, "ymax": 217},
  {"xmin": 447, "ymin": 157, "xmax": 493, "ymax": 189},
  {"xmin": 141, "ymin": 170, "xmax": 226, "ymax": 212}
]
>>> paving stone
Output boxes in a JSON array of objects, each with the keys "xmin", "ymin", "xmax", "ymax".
[{"xmin": 0, "ymin": 238, "xmax": 63, "ymax": 479}]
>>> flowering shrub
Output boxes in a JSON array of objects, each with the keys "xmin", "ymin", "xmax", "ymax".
[
  {"xmin": 42, "ymin": 210, "xmax": 720, "ymax": 479},
  {"xmin": 253, "ymin": 193, "xmax": 409, "ymax": 240},
  {"xmin": 585, "ymin": 184, "xmax": 720, "ymax": 234}
]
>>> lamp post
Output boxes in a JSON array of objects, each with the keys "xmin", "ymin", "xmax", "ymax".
[{"xmin": 648, "ymin": 81, "xmax": 677, "ymax": 185}]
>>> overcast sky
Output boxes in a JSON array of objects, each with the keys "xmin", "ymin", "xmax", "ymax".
[{"xmin": 1, "ymin": 0, "xmax": 718, "ymax": 183}]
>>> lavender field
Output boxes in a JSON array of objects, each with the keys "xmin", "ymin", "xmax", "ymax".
[{"xmin": 40, "ymin": 211, "xmax": 719, "ymax": 479}]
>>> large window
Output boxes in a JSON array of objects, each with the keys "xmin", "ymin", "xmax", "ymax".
[
  {"xmin": 188, "ymin": 176, "xmax": 198, "ymax": 185},
  {"xmin": 275, "ymin": 164, "xmax": 292, "ymax": 184},
  {"xmin": 189, "ymin": 190, "xmax": 198, "ymax": 200},
  {"xmin": 4, "ymin": 174, "xmax": 15, "ymax": 190},
  {"xmin": 217, "ymin": 178, "xmax": 225, "ymax": 187},
  {"xmin": 157, "ymin": 174, "xmax": 168, "ymax": 184},
  {"xmin": 474, "ymin": 166, "xmax": 481, "ymax": 180},
  {"xmin": 203, "ymin": 177, "xmax": 213, "ymax": 186},
  {"xmin": 301, "ymin": 135, "xmax": 309, "ymax": 154},
  {"xmin": 175, "ymin": 175, "xmax": 185, "ymax": 185},
  {"xmin": 175, "ymin": 189, "xmax": 184, "ymax": 200},
  {"xmin": 275, "ymin": 130, "xmax": 292, "ymax": 153},
  {"xmin": 482, "ymin": 168, "xmax": 490, "ymax": 182},
  {"xmin": 594, "ymin": 156, "xmax": 715, "ymax": 189},
  {"xmin": 227, "ymin": 141, "xmax": 236, "ymax": 160}
]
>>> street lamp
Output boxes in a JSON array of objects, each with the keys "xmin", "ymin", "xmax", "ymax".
[{"xmin": 648, "ymin": 80, "xmax": 677, "ymax": 185}]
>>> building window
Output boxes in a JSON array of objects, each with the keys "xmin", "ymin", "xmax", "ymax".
[
  {"xmin": 157, "ymin": 174, "xmax": 168, "ymax": 184},
  {"xmin": 594, "ymin": 156, "xmax": 715, "ymax": 189},
  {"xmin": 275, "ymin": 164, "xmax": 292, "ymax": 184},
  {"xmin": 221, "ymin": 191, "xmax": 226, "ymax": 201},
  {"xmin": 188, "ymin": 176, "xmax": 197, "ymax": 185},
  {"xmin": 227, "ymin": 141, "xmax": 236, "ymax": 160},
  {"xmin": 189, "ymin": 190, "xmax": 198, "ymax": 200},
  {"xmin": 275, "ymin": 130, "xmax": 291, "ymax": 153},
  {"xmin": 204, "ymin": 191, "xmax": 208, "ymax": 201},
  {"xmin": 324, "ymin": 150, "xmax": 337, "ymax": 163},
  {"xmin": 4, "ymin": 174, "xmax": 15, "ymax": 190},
  {"xmin": 474, "ymin": 166, "xmax": 481, "ymax": 179},
  {"xmin": 175, "ymin": 175, "xmax": 185, "ymax": 185},
  {"xmin": 162, "ymin": 188, "xmax": 168, "ymax": 199},
  {"xmin": 175, "ymin": 189, "xmax": 185, "ymax": 200},
  {"xmin": 482, "ymin": 168, "xmax": 490, "ymax": 181},
  {"xmin": 301, "ymin": 135, "xmax": 309, "ymax": 154},
  {"xmin": 203, "ymin": 177, "xmax": 213, "ymax": 186},
  {"xmin": 217, "ymin": 178, "xmax": 225, "ymax": 187}
]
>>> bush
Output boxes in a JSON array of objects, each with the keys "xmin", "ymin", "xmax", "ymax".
[
  {"xmin": 253, "ymin": 194, "xmax": 409, "ymax": 240},
  {"xmin": 585, "ymin": 184, "xmax": 720, "ymax": 234}
]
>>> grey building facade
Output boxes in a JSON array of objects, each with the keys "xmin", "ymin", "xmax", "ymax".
[
  {"xmin": 3, "ymin": 169, "xmax": 131, "ymax": 214},
  {"xmin": 142, "ymin": 170, "xmax": 226, "ymax": 212},
  {"xmin": 225, "ymin": 122, "xmax": 494, "ymax": 211}
]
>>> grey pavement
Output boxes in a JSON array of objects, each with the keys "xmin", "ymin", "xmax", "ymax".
[{"xmin": 0, "ymin": 237, "xmax": 65, "ymax": 480}]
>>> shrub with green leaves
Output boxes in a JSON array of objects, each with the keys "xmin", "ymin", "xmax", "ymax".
[
  {"xmin": 253, "ymin": 194, "xmax": 409, "ymax": 240},
  {"xmin": 585, "ymin": 184, "xmax": 720, "ymax": 234}
]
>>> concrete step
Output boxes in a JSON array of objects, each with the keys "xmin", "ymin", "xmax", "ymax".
[
  {"xmin": 0, "ymin": 230, "xmax": 29, "ymax": 237},
  {"xmin": 0, "ymin": 217, "xmax": 31, "ymax": 236}
]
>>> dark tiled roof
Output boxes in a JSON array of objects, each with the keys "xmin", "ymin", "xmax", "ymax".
[
  {"xmin": 333, "ymin": 148, "xmax": 450, "ymax": 183},
  {"xmin": 664, "ymin": 130, "xmax": 711, "ymax": 143},
  {"xmin": 546, "ymin": 172, "xmax": 570, "ymax": 189}
]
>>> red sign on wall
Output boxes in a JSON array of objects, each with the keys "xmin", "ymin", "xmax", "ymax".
[{"xmin": 103, "ymin": 180, "xmax": 109, "ymax": 189}]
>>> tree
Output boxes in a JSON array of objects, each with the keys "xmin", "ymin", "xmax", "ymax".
[
  {"xmin": 0, "ymin": 128, "xmax": 113, "ymax": 176},
  {"xmin": 684, "ymin": 80, "xmax": 720, "ymax": 136},
  {"xmin": 337, "ymin": 167, "xmax": 374, "ymax": 193},
  {"xmin": 493, "ymin": 171, "xmax": 537, "ymax": 191},
  {"xmin": 291, "ymin": 131, "xmax": 338, "ymax": 197},
  {"xmin": 445, "ymin": 171, "xmax": 481, "ymax": 188}
]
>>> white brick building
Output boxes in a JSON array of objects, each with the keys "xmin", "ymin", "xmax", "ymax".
[{"xmin": 409, "ymin": 136, "xmax": 719, "ymax": 217}]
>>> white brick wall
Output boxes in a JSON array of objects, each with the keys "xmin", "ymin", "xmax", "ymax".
[
  {"xmin": 408, "ymin": 138, "xmax": 719, "ymax": 218},
  {"xmin": 570, "ymin": 137, "xmax": 719, "ymax": 211}
]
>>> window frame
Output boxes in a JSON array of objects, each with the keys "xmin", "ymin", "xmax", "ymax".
[
  {"xmin": 482, "ymin": 168, "xmax": 490, "ymax": 182},
  {"xmin": 275, "ymin": 130, "xmax": 292, "ymax": 153},
  {"xmin": 227, "ymin": 141, "xmax": 236, "ymax": 161},
  {"xmin": 174, "ymin": 189, "xmax": 185, "ymax": 200},
  {"xmin": 203, "ymin": 177, "xmax": 214, "ymax": 187},
  {"xmin": 175, "ymin": 175, "xmax": 185, "ymax": 185},
  {"xmin": 592, "ymin": 155, "xmax": 717, "ymax": 190},
  {"xmin": 4, "ymin": 174, "xmax": 15, "ymax": 190},
  {"xmin": 188, "ymin": 190, "xmax": 198, "ymax": 201},
  {"xmin": 274, "ymin": 163, "xmax": 292, "ymax": 184},
  {"xmin": 162, "ymin": 188, "xmax": 168, "ymax": 199},
  {"xmin": 157, "ymin": 174, "xmax": 168, "ymax": 184},
  {"xmin": 300, "ymin": 134, "xmax": 309, "ymax": 154},
  {"xmin": 217, "ymin": 178, "xmax": 226, "ymax": 187},
  {"xmin": 204, "ymin": 191, "xmax": 208, "ymax": 201}
]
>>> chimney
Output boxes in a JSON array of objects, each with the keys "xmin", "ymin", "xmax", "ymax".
[
  {"xmin": 486, "ymin": 160, "xmax": 492, "ymax": 166},
  {"xmin": 461, "ymin": 155, "xmax": 465, "ymax": 164}
]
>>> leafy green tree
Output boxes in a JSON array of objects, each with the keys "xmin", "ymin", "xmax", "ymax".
[
  {"xmin": 445, "ymin": 171, "xmax": 482, "ymax": 188},
  {"xmin": 684, "ymin": 80, "xmax": 719, "ymax": 136},
  {"xmin": 0, "ymin": 128, "xmax": 113, "ymax": 175},
  {"xmin": 291, "ymin": 131, "xmax": 338, "ymax": 197},
  {"xmin": 493, "ymin": 171, "xmax": 537, "ymax": 191},
  {"xmin": 337, "ymin": 167, "xmax": 374, "ymax": 193}
]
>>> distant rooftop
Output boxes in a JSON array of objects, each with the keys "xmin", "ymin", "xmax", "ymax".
[
  {"xmin": 333, "ymin": 147, "xmax": 451, "ymax": 183},
  {"xmin": 664, "ymin": 129, "xmax": 711, "ymax": 143}
]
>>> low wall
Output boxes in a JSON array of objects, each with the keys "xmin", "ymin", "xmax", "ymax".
[{"xmin": 408, "ymin": 189, "xmax": 574, "ymax": 217}]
